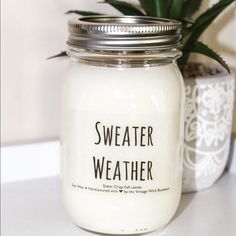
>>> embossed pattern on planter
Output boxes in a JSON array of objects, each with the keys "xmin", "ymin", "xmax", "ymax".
[{"xmin": 183, "ymin": 73, "xmax": 235, "ymax": 192}]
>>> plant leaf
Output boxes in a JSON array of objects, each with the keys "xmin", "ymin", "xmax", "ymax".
[
  {"xmin": 47, "ymin": 51, "xmax": 67, "ymax": 60},
  {"xmin": 65, "ymin": 10, "xmax": 104, "ymax": 16},
  {"xmin": 187, "ymin": 0, "xmax": 235, "ymax": 43},
  {"xmin": 169, "ymin": 0, "xmax": 184, "ymax": 19},
  {"xmin": 139, "ymin": 0, "xmax": 167, "ymax": 17},
  {"xmin": 100, "ymin": 0, "xmax": 145, "ymax": 16},
  {"xmin": 181, "ymin": 41, "xmax": 230, "ymax": 72},
  {"xmin": 182, "ymin": 0, "xmax": 203, "ymax": 20}
]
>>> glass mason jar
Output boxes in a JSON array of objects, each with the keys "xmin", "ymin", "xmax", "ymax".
[{"xmin": 61, "ymin": 16, "xmax": 184, "ymax": 235}]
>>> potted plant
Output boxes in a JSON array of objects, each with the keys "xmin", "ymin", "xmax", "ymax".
[{"xmin": 52, "ymin": 0, "xmax": 235, "ymax": 192}]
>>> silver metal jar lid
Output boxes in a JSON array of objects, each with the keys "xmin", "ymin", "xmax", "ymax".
[{"xmin": 67, "ymin": 16, "xmax": 182, "ymax": 51}]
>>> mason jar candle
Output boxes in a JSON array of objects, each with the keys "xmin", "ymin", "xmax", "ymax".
[{"xmin": 61, "ymin": 16, "xmax": 184, "ymax": 234}]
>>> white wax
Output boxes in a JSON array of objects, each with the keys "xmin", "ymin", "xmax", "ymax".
[{"xmin": 61, "ymin": 62, "xmax": 184, "ymax": 234}]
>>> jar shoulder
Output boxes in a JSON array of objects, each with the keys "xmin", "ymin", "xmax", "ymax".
[{"xmin": 63, "ymin": 63, "xmax": 184, "ymax": 112}]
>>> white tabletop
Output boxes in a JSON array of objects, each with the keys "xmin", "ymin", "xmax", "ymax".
[{"xmin": 2, "ymin": 173, "xmax": 236, "ymax": 236}]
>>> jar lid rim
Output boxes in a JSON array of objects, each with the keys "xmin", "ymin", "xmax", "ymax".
[{"xmin": 67, "ymin": 16, "xmax": 182, "ymax": 51}]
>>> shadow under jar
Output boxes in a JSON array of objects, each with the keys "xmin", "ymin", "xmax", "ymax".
[{"xmin": 61, "ymin": 16, "xmax": 184, "ymax": 235}]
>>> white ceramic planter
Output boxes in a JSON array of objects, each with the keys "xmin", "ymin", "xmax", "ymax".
[{"xmin": 183, "ymin": 67, "xmax": 235, "ymax": 193}]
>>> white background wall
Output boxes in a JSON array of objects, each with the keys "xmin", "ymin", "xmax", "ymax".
[{"xmin": 1, "ymin": 0, "xmax": 236, "ymax": 145}]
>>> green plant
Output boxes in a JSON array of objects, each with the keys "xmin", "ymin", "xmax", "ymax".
[{"xmin": 53, "ymin": 0, "xmax": 235, "ymax": 72}]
